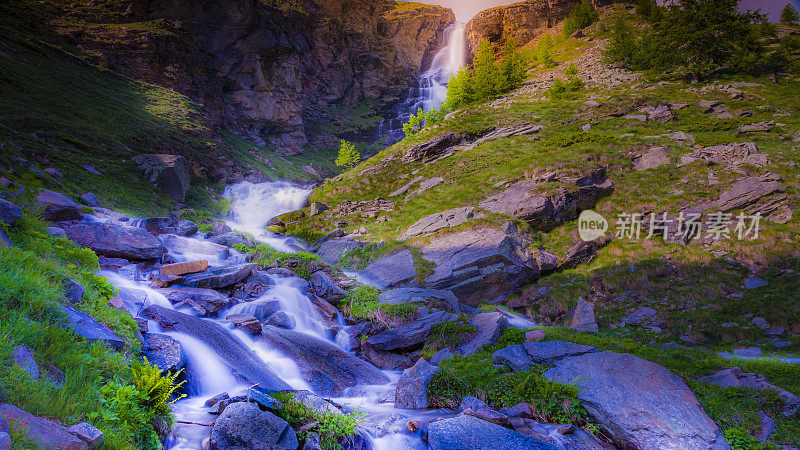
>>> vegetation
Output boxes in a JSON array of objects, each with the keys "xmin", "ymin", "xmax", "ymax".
[
  {"xmin": 233, "ymin": 243, "xmax": 321, "ymax": 278},
  {"xmin": 272, "ymin": 392, "xmax": 364, "ymax": 450},
  {"xmin": 420, "ymin": 320, "xmax": 476, "ymax": 359},
  {"xmin": 335, "ymin": 139, "xmax": 361, "ymax": 170},
  {"xmin": 344, "ymin": 286, "xmax": 418, "ymax": 326},
  {"xmin": 562, "ymin": 0, "xmax": 600, "ymax": 38},
  {"xmin": 781, "ymin": 3, "xmax": 799, "ymax": 25}
]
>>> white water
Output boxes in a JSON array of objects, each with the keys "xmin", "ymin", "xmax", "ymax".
[{"xmin": 378, "ymin": 23, "xmax": 467, "ymax": 144}]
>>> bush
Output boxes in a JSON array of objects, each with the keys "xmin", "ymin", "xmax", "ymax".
[
  {"xmin": 420, "ymin": 320, "xmax": 477, "ymax": 359},
  {"xmin": 273, "ymin": 392, "xmax": 364, "ymax": 450},
  {"xmin": 233, "ymin": 242, "xmax": 321, "ymax": 278},
  {"xmin": 564, "ymin": 63, "xmax": 578, "ymax": 76},
  {"xmin": 344, "ymin": 285, "xmax": 417, "ymax": 326},
  {"xmin": 546, "ymin": 76, "xmax": 585, "ymax": 99},
  {"xmin": 335, "ymin": 139, "xmax": 360, "ymax": 169},
  {"xmin": 562, "ymin": 0, "xmax": 599, "ymax": 38}
]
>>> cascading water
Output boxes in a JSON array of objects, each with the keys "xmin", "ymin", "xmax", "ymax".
[{"xmin": 377, "ymin": 23, "xmax": 467, "ymax": 144}]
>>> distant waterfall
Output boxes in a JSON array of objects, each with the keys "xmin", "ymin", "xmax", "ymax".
[{"xmin": 377, "ymin": 23, "xmax": 467, "ymax": 145}]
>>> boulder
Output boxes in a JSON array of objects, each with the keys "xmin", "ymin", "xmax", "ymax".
[
  {"xmin": 79, "ymin": 193, "xmax": 99, "ymax": 207},
  {"xmin": 699, "ymin": 367, "xmax": 799, "ymax": 415},
  {"xmin": 58, "ymin": 222, "xmax": 163, "ymax": 260},
  {"xmin": 309, "ymin": 271, "xmax": 347, "ymax": 303},
  {"xmin": 366, "ymin": 311, "xmax": 458, "ymax": 351},
  {"xmin": 68, "ymin": 423, "xmax": 104, "ymax": 449},
  {"xmin": 143, "ymin": 333, "xmax": 185, "ymax": 373},
  {"xmin": 395, "ymin": 358, "xmax": 438, "ymax": 409},
  {"xmin": 0, "ymin": 199, "xmax": 22, "ymax": 225},
  {"xmin": 641, "ymin": 105, "xmax": 674, "ymax": 123},
  {"xmin": 358, "ymin": 250, "xmax": 419, "ymax": 289},
  {"xmin": 493, "ymin": 341, "xmax": 596, "ymax": 372},
  {"xmin": 158, "ymin": 287, "xmax": 230, "ymax": 315},
  {"xmin": 428, "ymin": 414, "xmax": 558, "ymax": 450},
  {"xmin": 429, "ymin": 348, "xmax": 454, "ymax": 366},
  {"xmin": 0, "ymin": 404, "xmax": 87, "ymax": 450},
  {"xmin": 459, "ymin": 396, "xmax": 488, "ymax": 411},
  {"xmin": 399, "ymin": 207, "xmax": 475, "ymax": 240},
  {"xmin": 308, "ymin": 202, "xmax": 328, "ymax": 216},
  {"xmin": 207, "ymin": 232, "xmax": 253, "ymax": 247},
  {"xmin": 182, "ymin": 264, "xmax": 258, "ymax": 289},
  {"xmin": 544, "ymin": 351, "xmax": 727, "ymax": 449},
  {"xmin": 144, "ymin": 306, "xmax": 291, "ymax": 391},
  {"xmin": 209, "ymin": 402, "xmax": 297, "ymax": 450},
  {"xmin": 401, "ymin": 131, "xmax": 468, "ymax": 163},
  {"xmin": 36, "ymin": 190, "xmax": 83, "ymax": 222},
  {"xmin": 738, "ymin": 121, "xmax": 774, "ymax": 133},
  {"xmin": 63, "ymin": 277, "xmax": 86, "ymax": 304},
  {"xmin": 570, "ymin": 298, "xmax": 598, "ymax": 332},
  {"xmin": 265, "ymin": 311, "xmax": 296, "ymax": 330},
  {"xmin": 310, "ymin": 229, "xmax": 345, "ymax": 251},
  {"xmin": 226, "ymin": 313, "xmax": 262, "ymax": 335},
  {"xmin": 316, "ymin": 238, "xmax": 366, "ymax": 265},
  {"xmin": 459, "ymin": 312, "xmax": 509, "ymax": 356},
  {"xmin": 60, "ymin": 306, "xmax": 125, "ymax": 349},
  {"xmin": 138, "ymin": 217, "xmax": 198, "ymax": 236},
  {"xmin": 359, "ymin": 345, "xmax": 413, "ymax": 370},
  {"xmin": 131, "ymin": 154, "xmax": 190, "ymax": 202},
  {"xmin": 161, "ymin": 260, "xmax": 208, "ymax": 276},
  {"xmin": 378, "ymin": 288, "xmax": 460, "ymax": 312},
  {"xmin": 261, "ymin": 326, "xmax": 389, "ymax": 396},
  {"xmin": 633, "ymin": 146, "xmax": 671, "ymax": 171},
  {"xmin": 711, "ymin": 176, "xmax": 789, "ymax": 222},
  {"xmin": 12, "ymin": 345, "xmax": 39, "ymax": 380}
]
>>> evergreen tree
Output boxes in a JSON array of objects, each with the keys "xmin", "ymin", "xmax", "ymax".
[
  {"xmin": 781, "ymin": 3, "xmax": 800, "ymax": 24},
  {"xmin": 500, "ymin": 37, "xmax": 528, "ymax": 88},
  {"xmin": 444, "ymin": 67, "xmax": 474, "ymax": 110},
  {"xmin": 563, "ymin": 0, "xmax": 599, "ymax": 38},
  {"xmin": 472, "ymin": 39, "xmax": 500, "ymax": 100},
  {"xmin": 335, "ymin": 139, "xmax": 360, "ymax": 169}
]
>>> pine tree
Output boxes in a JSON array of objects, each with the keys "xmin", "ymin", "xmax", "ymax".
[
  {"xmin": 500, "ymin": 37, "xmax": 528, "ymax": 89},
  {"xmin": 335, "ymin": 139, "xmax": 360, "ymax": 169},
  {"xmin": 444, "ymin": 67, "xmax": 473, "ymax": 110},
  {"xmin": 781, "ymin": 3, "xmax": 799, "ymax": 24},
  {"xmin": 472, "ymin": 39, "xmax": 500, "ymax": 100}
]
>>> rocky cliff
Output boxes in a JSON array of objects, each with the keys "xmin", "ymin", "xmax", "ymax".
[{"xmin": 52, "ymin": 0, "xmax": 453, "ymax": 153}]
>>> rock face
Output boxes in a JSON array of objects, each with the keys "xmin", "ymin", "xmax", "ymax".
[
  {"xmin": 544, "ymin": 351, "xmax": 727, "ymax": 449},
  {"xmin": 209, "ymin": 402, "xmax": 297, "ymax": 450},
  {"xmin": 428, "ymin": 414, "xmax": 558, "ymax": 450},
  {"xmin": 158, "ymin": 287, "xmax": 230, "ymax": 315},
  {"xmin": 261, "ymin": 325, "xmax": 389, "ymax": 396},
  {"xmin": 379, "ymin": 288, "xmax": 460, "ymax": 312},
  {"xmin": 309, "ymin": 271, "xmax": 347, "ymax": 303},
  {"xmin": 359, "ymin": 250, "xmax": 419, "ymax": 289},
  {"xmin": 366, "ymin": 311, "xmax": 457, "ymax": 351},
  {"xmin": 399, "ymin": 207, "xmax": 475, "ymax": 240},
  {"xmin": 36, "ymin": 190, "xmax": 83, "ymax": 222},
  {"xmin": 58, "ymin": 221, "xmax": 163, "ymax": 260},
  {"xmin": 131, "ymin": 154, "xmax": 190, "ymax": 202},
  {"xmin": 459, "ymin": 312, "xmax": 509, "ymax": 356},
  {"xmin": 394, "ymin": 358, "xmax": 439, "ymax": 409},
  {"xmin": 144, "ymin": 305, "xmax": 291, "ymax": 391},
  {"xmin": 0, "ymin": 404, "xmax": 88, "ymax": 450}
]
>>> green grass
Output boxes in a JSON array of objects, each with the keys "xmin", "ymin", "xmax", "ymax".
[
  {"xmin": 272, "ymin": 391, "xmax": 364, "ymax": 450},
  {"xmin": 233, "ymin": 243, "xmax": 322, "ymax": 279},
  {"xmin": 343, "ymin": 285, "xmax": 418, "ymax": 326}
]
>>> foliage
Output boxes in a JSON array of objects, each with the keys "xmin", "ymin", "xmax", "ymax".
[
  {"xmin": 420, "ymin": 319, "xmax": 477, "ymax": 359},
  {"xmin": 781, "ymin": 3, "xmax": 799, "ymax": 24},
  {"xmin": 564, "ymin": 63, "xmax": 578, "ymax": 76},
  {"xmin": 335, "ymin": 139, "xmax": 361, "ymax": 169},
  {"xmin": 724, "ymin": 426, "xmax": 779, "ymax": 449},
  {"xmin": 547, "ymin": 76, "xmax": 585, "ymax": 99},
  {"xmin": 473, "ymin": 39, "xmax": 507, "ymax": 101},
  {"xmin": 562, "ymin": 0, "xmax": 599, "ymax": 38},
  {"xmin": 233, "ymin": 243, "xmax": 321, "ymax": 278},
  {"xmin": 93, "ymin": 381, "xmax": 163, "ymax": 449},
  {"xmin": 403, "ymin": 105, "xmax": 448, "ymax": 136},
  {"xmin": 272, "ymin": 392, "xmax": 364, "ymax": 450},
  {"xmin": 344, "ymin": 285, "xmax": 417, "ymax": 326},
  {"xmin": 131, "ymin": 358, "xmax": 186, "ymax": 417},
  {"xmin": 534, "ymin": 34, "xmax": 557, "ymax": 68}
]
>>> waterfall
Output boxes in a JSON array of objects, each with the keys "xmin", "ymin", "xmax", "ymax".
[{"xmin": 377, "ymin": 23, "xmax": 467, "ymax": 145}]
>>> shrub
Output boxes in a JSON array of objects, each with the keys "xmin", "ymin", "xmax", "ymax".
[
  {"xmin": 724, "ymin": 426, "xmax": 779, "ymax": 449},
  {"xmin": 335, "ymin": 139, "xmax": 361, "ymax": 169},
  {"xmin": 562, "ymin": 0, "xmax": 599, "ymax": 38},
  {"xmin": 233, "ymin": 242, "xmax": 321, "ymax": 278},
  {"xmin": 564, "ymin": 63, "xmax": 578, "ymax": 76},
  {"xmin": 420, "ymin": 320, "xmax": 477, "ymax": 359},
  {"xmin": 344, "ymin": 285, "xmax": 417, "ymax": 325},
  {"xmin": 272, "ymin": 392, "xmax": 364, "ymax": 450},
  {"xmin": 546, "ymin": 76, "xmax": 585, "ymax": 100}
]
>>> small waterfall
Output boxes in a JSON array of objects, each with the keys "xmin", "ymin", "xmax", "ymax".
[{"xmin": 378, "ymin": 23, "xmax": 467, "ymax": 145}]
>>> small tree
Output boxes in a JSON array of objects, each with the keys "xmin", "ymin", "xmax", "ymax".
[
  {"xmin": 562, "ymin": 0, "xmax": 599, "ymax": 38},
  {"xmin": 444, "ymin": 66, "xmax": 474, "ymax": 110},
  {"xmin": 781, "ymin": 3, "xmax": 799, "ymax": 24},
  {"xmin": 472, "ymin": 39, "xmax": 502, "ymax": 100},
  {"xmin": 335, "ymin": 139, "xmax": 360, "ymax": 169},
  {"xmin": 500, "ymin": 37, "xmax": 528, "ymax": 89}
]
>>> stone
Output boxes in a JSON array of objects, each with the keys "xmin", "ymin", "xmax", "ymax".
[
  {"xmin": 309, "ymin": 271, "xmax": 347, "ymax": 303},
  {"xmin": 131, "ymin": 154, "xmax": 190, "ymax": 202},
  {"xmin": 462, "ymin": 407, "xmax": 510, "ymax": 426},
  {"xmin": 182, "ymin": 263, "xmax": 258, "ymax": 289},
  {"xmin": 0, "ymin": 432, "xmax": 8, "ymax": 450},
  {"xmin": 756, "ymin": 411, "xmax": 777, "ymax": 443},
  {"xmin": 624, "ymin": 114, "xmax": 648, "ymax": 122},
  {"xmin": 699, "ymin": 367, "xmax": 800, "ymax": 415},
  {"xmin": 360, "ymin": 345, "xmax": 413, "ymax": 371},
  {"xmin": 160, "ymin": 234, "xmax": 230, "ymax": 263},
  {"xmin": 209, "ymin": 402, "xmax": 297, "ymax": 450},
  {"xmin": 633, "ymin": 146, "xmax": 671, "ymax": 171},
  {"xmin": 0, "ymin": 404, "xmax": 88, "ymax": 450},
  {"xmin": 60, "ymin": 306, "xmax": 125, "ymax": 349},
  {"xmin": 47, "ymin": 227, "xmax": 67, "ymax": 238},
  {"xmin": 265, "ymin": 311, "xmax": 296, "ymax": 330},
  {"xmin": 712, "ymin": 176, "xmax": 786, "ymax": 216},
  {"xmin": 0, "ymin": 198, "xmax": 22, "ymax": 225},
  {"xmin": 261, "ymin": 326, "xmax": 389, "ymax": 396},
  {"xmin": 247, "ymin": 386, "xmax": 282, "ymax": 410},
  {"xmin": 36, "ymin": 190, "xmax": 83, "ymax": 222},
  {"xmin": 208, "ymin": 232, "xmax": 253, "ymax": 247},
  {"xmin": 358, "ymin": 250, "xmax": 419, "ymax": 289},
  {"xmin": 68, "ymin": 422, "xmax": 104, "ymax": 449},
  {"xmin": 751, "ymin": 317, "xmax": 770, "ymax": 330},
  {"xmin": 525, "ymin": 330, "xmax": 545, "ymax": 342},
  {"xmin": 493, "ymin": 341, "xmax": 596, "ymax": 372},
  {"xmin": 138, "ymin": 217, "xmax": 198, "ymax": 236},
  {"xmin": 389, "ymin": 176, "xmax": 424, "ymax": 197},
  {"xmin": 316, "ymin": 238, "xmax": 366, "ymax": 265},
  {"xmin": 395, "ymin": 358, "xmax": 438, "ymax": 409},
  {"xmin": 366, "ymin": 311, "xmax": 458, "ymax": 351},
  {"xmin": 379, "ymin": 288, "xmax": 459, "ymax": 312},
  {"xmin": 459, "ymin": 312, "xmax": 509, "ymax": 356},
  {"xmin": 570, "ymin": 298, "xmax": 598, "ymax": 332},
  {"xmin": 745, "ymin": 277, "xmax": 768, "ymax": 289},
  {"xmin": 399, "ymin": 207, "xmax": 475, "ymax": 240},
  {"xmin": 149, "ymin": 273, "xmax": 183, "ymax": 288},
  {"xmin": 621, "ymin": 307, "xmax": 658, "ymax": 326},
  {"xmin": 143, "ymin": 333, "xmax": 185, "ymax": 372},
  {"xmin": 733, "ymin": 347, "xmax": 762, "ymax": 358},
  {"xmin": 58, "ymin": 221, "xmax": 163, "ymax": 260},
  {"xmin": 459, "ymin": 396, "xmax": 488, "ymax": 411},
  {"xmin": 308, "ymin": 202, "xmax": 328, "ymax": 216},
  {"xmin": 738, "ymin": 121, "xmax": 774, "ymax": 133},
  {"xmin": 429, "ymin": 348, "xmax": 454, "ymax": 366},
  {"xmin": 205, "ymin": 392, "xmax": 230, "ymax": 408},
  {"xmin": 211, "ymin": 221, "xmax": 232, "ymax": 235},
  {"xmin": 158, "ymin": 287, "xmax": 230, "ymax": 315},
  {"xmin": 79, "ymin": 193, "xmax": 99, "ymax": 207},
  {"xmin": 428, "ymin": 414, "xmax": 558, "ymax": 450},
  {"xmin": 144, "ymin": 306, "xmax": 291, "ymax": 391},
  {"xmin": 12, "ymin": 345, "xmax": 39, "ymax": 380},
  {"xmin": 226, "ymin": 313, "xmax": 263, "ymax": 334},
  {"xmin": 641, "ymin": 104, "xmax": 673, "ymax": 123},
  {"xmin": 401, "ymin": 132, "xmax": 468, "ymax": 163},
  {"xmin": 544, "ymin": 351, "xmax": 726, "ymax": 449},
  {"xmin": 64, "ymin": 277, "xmax": 85, "ymax": 304},
  {"xmin": 46, "ymin": 168, "xmax": 64, "ymax": 179},
  {"xmin": 161, "ymin": 260, "xmax": 208, "ymax": 276}
]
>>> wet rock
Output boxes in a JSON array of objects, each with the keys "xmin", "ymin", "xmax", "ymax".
[
  {"xmin": 205, "ymin": 392, "xmax": 230, "ymax": 408},
  {"xmin": 60, "ymin": 306, "xmax": 125, "ymax": 349},
  {"xmin": 459, "ymin": 396, "xmax": 488, "ymax": 411},
  {"xmin": 0, "ymin": 198, "xmax": 22, "ymax": 225},
  {"xmin": 544, "ymin": 351, "xmax": 726, "ymax": 449},
  {"xmin": 359, "ymin": 345, "xmax": 413, "ymax": 370},
  {"xmin": 379, "ymin": 288, "xmax": 460, "ymax": 312},
  {"xmin": 459, "ymin": 312, "xmax": 509, "ymax": 356},
  {"xmin": 36, "ymin": 190, "xmax": 83, "ymax": 222},
  {"xmin": 261, "ymin": 325, "xmax": 389, "ymax": 396},
  {"xmin": 239, "ymin": 271, "xmax": 277, "ymax": 299},
  {"xmin": 182, "ymin": 263, "xmax": 257, "ymax": 289},
  {"xmin": 79, "ymin": 193, "xmax": 99, "ymax": 207},
  {"xmin": 149, "ymin": 273, "xmax": 183, "ymax": 288},
  {"xmin": 208, "ymin": 232, "xmax": 253, "ymax": 247},
  {"xmin": 316, "ymin": 237, "xmax": 366, "ymax": 265},
  {"xmin": 428, "ymin": 414, "xmax": 558, "ymax": 450},
  {"xmin": 633, "ymin": 146, "xmax": 671, "ymax": 171},
  {"xmin": 144, "ymin": 305, "xmax": 291, "ymax": 391},
  {"xmin": 158, "ymin": 287, "xmax": 230, "ymax": 315},
  {"xmin": 494, "ymin": 341, "xmax": 596, "ymax": 372},
  {"xmin": 58, "ymin": 221, "xmax": 163, "ymax": 260},
  {"xmin": 699, "ymin": 367, "xmax": 799, "ymax": 415},
  {"xmin": 429, "ymin": 348, "xmax": 454, "ymax": 365},
  {"xmin": 226, "ymin": 313, "xmax": 262, "ymax": 334},
  {"xmin": 68, "ymin": 422, "xmax": 104, "ymax": 449},
  {"xmin": 462, "ymin": 407, "xmax": 510, "ymax": 427},
  {"xmin": 12, "ymin": 345, "xmax": 39, "ymax": 380},
  {"xmin": 570, "ymin": 298, "xmax": 598, "ymax": 332},
  {"xmin": 132, "ymin": 154, "xmax": 190, "ymax": 202},
  {"xmin": 159, "ymin": 235, "xmax": 230, "ymax": 264},
  {"xmin": 395, "ymin": 358, "xmax": 438, "ymax": 409},
  {"xmin": 143, "ymin": 333, "xmax": 185, "ymax": 372},
  {"xmin": 359, "ymin": 250, "xmax": 419, "ymax": 289},
  {"xmin": 265, "ymin": 311, "xmax": 296, "ymax": 330},
  {"xmin": 139, "ymin": 217, "xmax": 198, "ymax": 236},
  {"xmin": 310, "ymin": 229, "xmax": 345, "ymax": 251},
  {"xmin": 309, "ymin": 271, "xmax": 347, "ymax": 304},
  {"xmin": 0, "ymin": 404, "xmax": 88, "ymax": 450},
  {"xmin": 399, "ymin": 207, "xmax": 475, "ymax": 240},
  {"xmin": 209, "ymin": 402, "xmax": 297, "ymax": 450},
  {"xmin": 161, "ymin": 260, "xmax": 208, "ymax": 276},
  {"xmin": 366, "ymin": 311, "xmax": 457, "ymax": 351}
]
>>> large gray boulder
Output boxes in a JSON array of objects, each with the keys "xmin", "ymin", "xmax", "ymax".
[
  {"xmin": 138, "ymin": 217, "xmax": 198, "ymax": 236},
  {"xmin": 395, "ymin": 358, "xmax": 438, "ymax": 409},
  {"xmin": 358, "ymin": 250, "xmax": 419, "ymax": 289},
  {"xmin": 131, "ymin": 154, "xmax": 190, "ymax": 202},
  {"xmin": 0, "ymin": 198, "xmax": 22, "ymax": 225},
  {"xmin": 36, "ymin": 190, "xmax": 83, "ymax": 222},
  {"xmin": 309, "ymin": 271, "xmax": 347, "ymax": 304},
  {"xmin": 209, "ymin": 402, "xmax": 297, "ymax": 450},
  {"xmin": 544, "ymin": 351, "xmax": 728, "ymax": 449},
  {"xmin": 317, "ymin": 237, "xmax": 365, "ymax": 265},
  {"xmin": 144, "ymin": 306, "xmax": 290, "ymax": 391},
  {"xmin": 182, "ymin": 264, "xmax": 257, "ymax": 289},
  {"xmin": 493, "ymin": 341, "xmax": 596, "ymax": 372},
  {"xmin": 143, "ymin": 333, "xmax": 185, "ymax": 373},
  {"xmin": 366, "ymin": 311, "xmax": 457, "ymax": 351},
  {"xmin": 399, "ymin": 207, "xmax": 475, "ymax": 240},
  {"xmin": 0, "ymin": 404, "xmax": 88, "ymax": 450},
  {"xmin": 378, "ymin": 288, "xmax": 459, "ymax": 312},
  {"xmin": 58, "ymin": 221, "xmax": 163, "ymax": 260},
  {"xmin": 459, "ymin": 312, "xmax": 509, "ymax": 356},
  {"xmin": 261, "ymin": 326, "xmax": 389, "ymax": 396},
  {"xmin": 420, "ymin": 223, "xmax": 538, "ymax": 305},
  {"xmin": 60, "ymin": 306, "xmax": 125, "ymax": 349},
  {"xmin": 428, "ymin": 414, "xmax": 558, "ymax": 450},
  {"xmin": 158, "ymin": 287, "xmax": 230, "ymax": 315}
]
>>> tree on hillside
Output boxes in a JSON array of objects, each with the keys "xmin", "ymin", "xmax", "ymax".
[
  {"xmin": 335, "ymin": 139, "xmax": 360, "ymax": 169},
  {"xmin": 782, "ymin": 3, "xmax": 800, "ymax": 24},
  {"xmin": 444, "ymin": 66, "xmax": 474, "ymax": 110},
  {"xmin": 563, "ymin": 0, "xmax": 599, "ymax": 38},
  {"xmin": 500, "ymin": 37, "xmax": 528, "ymax": 89},
  {"xmin": 472, "ymin": 39, "xmax": 505, "ymax": 100}
]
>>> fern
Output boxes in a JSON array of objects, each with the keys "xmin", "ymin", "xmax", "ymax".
[{"xmin": 131, "ymin": 358, "xmax": 186, "ymax": 417}]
